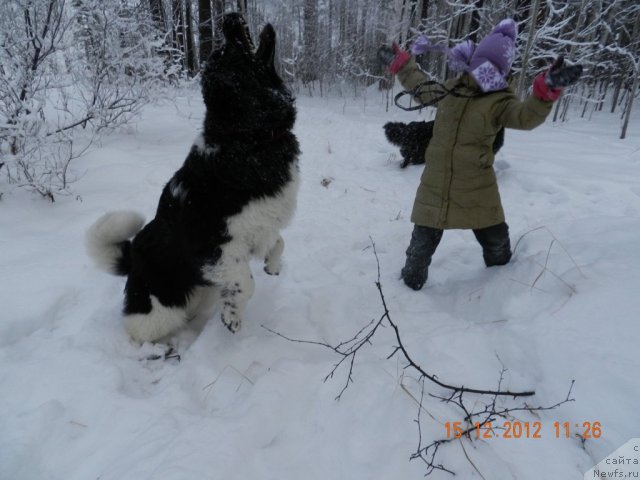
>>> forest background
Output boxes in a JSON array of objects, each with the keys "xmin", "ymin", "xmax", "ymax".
[{"xmin": 1, "ymin": 0, "xmax": 639, "ymax": 198}]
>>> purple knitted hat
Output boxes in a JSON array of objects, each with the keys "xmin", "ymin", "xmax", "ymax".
[
  {"xmin": 448, "ymin": 40, "xmax": 476, "ymax": 72},
  {"xmin": 410, "ymin": 19, "xmax": 517, "ymax": 93},
  {"xmin": 468, "ymin": 19, "xmax": 518, "ymax": 92},
  {"xmin": 411, "ymin": 37, "xmax": 476, "ymax": 73}
]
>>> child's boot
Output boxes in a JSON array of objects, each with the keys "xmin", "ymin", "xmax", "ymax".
[
  {"xmin": 473, "ymin": 222, "xmax": 512, "ymax": 266},
  {"xmin": 401, "ymin": 225, "xmax": 443, "ymax": 290}
]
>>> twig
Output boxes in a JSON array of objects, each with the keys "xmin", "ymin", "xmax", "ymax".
[
  {"xmin": 400, "ymin": 377, "xmax": 439, "ymax": 423},
  {"xmin": 263, "ymin": 314, "xmax": 386, "ymax": 401},
  {"xmin": 531, "ymin": 239, "xmax": 556, "ymax": 291},
  {"xmin": 532, "ymin": 259, "xmax": 577, "ymax": 294},
  {"xmin": 513, "ymin": 225, "xmax": 585, "ymax": 279},
  {"xmin": 46, "ymin": 115, "xmax": 94, "ymax": 136},
  {"xmin": 264, "ymin": 238, "xmax": 576, "ymax": 476},
  {"xmin": 202, "ymin": 364, "xmax": 255, "ymax": 398},
  {"xmin": 264, "ymin": 241, "xmax": 538, "ymax": 398},
  {"xmin": 508, "ymin": 276, "xmax": 552, "ymax": 295},
  {"xmin": 458, "ymin": 438, "xmax": 487, "ymax": 480},
  {"xmin": 370, "ymin": 241, "xmax": 535, "ymax": 398}
]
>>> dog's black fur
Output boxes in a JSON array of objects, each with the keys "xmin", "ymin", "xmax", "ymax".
[
  {"xmin": 86, "ymin": 13, "xmax": 300, "ymax": 342},
  {"xmin": 384, "ymin": 121, "xmax": 505, "ymax": 168}
]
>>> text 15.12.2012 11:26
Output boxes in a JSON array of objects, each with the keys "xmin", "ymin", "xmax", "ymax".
[{"xmin": 444, "ymin": 421, "xmax": 602, "ymax": 439}]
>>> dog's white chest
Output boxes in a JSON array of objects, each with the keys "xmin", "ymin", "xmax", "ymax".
[{"xmin": 224, "ymin": 163, "xmax": 299, "ymax": 258}]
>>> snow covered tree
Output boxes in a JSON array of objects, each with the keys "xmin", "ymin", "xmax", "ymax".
[
  {"xmin": 0, "ymin": 0, "xmax": 167, "ymax": 199},
  {"xmin": 2, "ymin": 0, "xmax": 637, "ymax": 202}
]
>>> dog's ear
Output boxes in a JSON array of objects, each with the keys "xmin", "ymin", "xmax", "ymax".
[
  {"xmin": 256, "ymin": 24, "xmax": 277, "ymax": 71},
  {"xmin": 221, "ymin": 13, "xmax": 254, "ymax": 51}
]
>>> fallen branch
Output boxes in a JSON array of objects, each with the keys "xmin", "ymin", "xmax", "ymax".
[
  {"xmin": 265, "ymin": 241, "xmax": 535, "ymax": 399},
  {"xmin": 412, "ymin": 376, "xmax": 575, "ymax": 474},
  {"xmin": 264, "ymin": 239, "xmax": 576, "ymax": 476}
]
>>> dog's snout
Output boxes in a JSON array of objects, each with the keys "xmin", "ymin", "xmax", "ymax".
[{"xmin": 222, "ymin": 13, "xmax": 254, "ymax": 51}]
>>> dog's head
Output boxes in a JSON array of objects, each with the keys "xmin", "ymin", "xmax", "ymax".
[{"xmin": 201, "ymin": 13, "xmax": 295, "ymax": 136}]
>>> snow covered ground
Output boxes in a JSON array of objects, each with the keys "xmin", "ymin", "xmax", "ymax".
[{"xmin": 1, "ymin": 86, "xmax": 639, "ymax": 479}]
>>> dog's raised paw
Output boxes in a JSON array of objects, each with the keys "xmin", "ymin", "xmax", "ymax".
[{"xmin": 221, "ymin": 312, "xmax": 241, "ymax": 333}]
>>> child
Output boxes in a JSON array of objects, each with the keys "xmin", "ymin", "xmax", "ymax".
[{"xmin": 377, "ymin": 19, "xmax": 582, "ymax": 290}]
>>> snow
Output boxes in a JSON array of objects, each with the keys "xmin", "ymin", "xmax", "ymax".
[{"xmin": 1, "ymin": 87, "xmax": 639, "ymax": 479}]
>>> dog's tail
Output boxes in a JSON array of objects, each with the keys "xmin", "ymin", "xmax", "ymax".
[{"xmin": 85, "ymin": 211, "xmax": 145, "ymax": 276}]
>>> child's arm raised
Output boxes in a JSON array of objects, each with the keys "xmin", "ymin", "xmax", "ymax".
[
  {"xmin": 377, "ymin": 44, "xmax": 444, "ymax": 107},
  {"xmin": 495, "ymin": 57, "xmax": 582, "ymax": 130}
]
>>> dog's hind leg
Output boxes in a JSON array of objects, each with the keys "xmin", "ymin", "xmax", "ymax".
[{"xmin": 264, "ymin": 235, "xmax": 284, "ymax": 276}]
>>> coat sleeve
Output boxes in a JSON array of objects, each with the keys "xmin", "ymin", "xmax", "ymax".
[
  {"xmin": 493, "ymin": 92, "xmax": 554, "ymax": 131},
  {"xmin": 396, "ymin": 57, "xmax": 444, "ymax": 106}
]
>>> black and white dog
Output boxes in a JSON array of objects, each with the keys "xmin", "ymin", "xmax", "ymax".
[
  {"xmin": 384, "ymin": 120, "xmax": 505, "ymax": 168},
  {"xmin": 86, "ymin": 13, "xmax": 299, "ymax": 342}
]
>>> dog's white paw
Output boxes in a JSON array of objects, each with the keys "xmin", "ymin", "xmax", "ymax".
[
  {"xmin": 221, "ymin": 311, "xmax": 241, "ymax": 333},
  {"xmin": 264, "ymin": 261, "xmax": 281, "ymax": 276},
  {"xmin": 264, "ymin": 236, "xmax": 284, "ymax": 276}
]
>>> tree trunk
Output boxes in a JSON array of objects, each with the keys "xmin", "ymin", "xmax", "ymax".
[
  {"xmin": 516, "ymin": 0, "xmax": 541, "ymax": 98},
  {"xmin": 148, "ymin": 0, "xmax": 167, "ymax": 31},
  {"xmin": 419, "ymin": 0, "xmax": 429, "ymax": 24},
  {"xmin": 212, "ymin": 0, "xmax": 225, "ymax": 49},
  {"xmin": 553, "ymin": 0, "xmax": 587, "ymax": 122},
  {"xmin": 468, "ymin": 0, "xmax": 483, "ymax": 42},
  {"xmin": 301, "ymin": 0, "xmax": 318, "ymax": 83},
  {"xmin": 185, "ymin": 0, "xmax": 196, "ymax": 74},
  {"xmin": 620, "ymin": 71, "xmax": 638, "ymax": 139},
  {"xmin": 620, "ymin": 11, "xmax": 640, "ymax": 139},
  {"xmin": 199, "ymin": 0, "xmax": 213, "ymax": 67},
  {"xmin": 441, "ymin": 13, "xmax": 453, "ymax": 79},
  {"xmin": 172, "ymin": 0, "xmax": 186, "ymax": 70},
  {"xmin": 611, "ymin": 76, "xmax": 623, "ymax": 113}
]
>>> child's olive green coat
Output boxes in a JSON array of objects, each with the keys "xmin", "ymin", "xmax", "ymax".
[{"xmin": 397, "ymin": 58, "xmax": 553, "ymax": 229}]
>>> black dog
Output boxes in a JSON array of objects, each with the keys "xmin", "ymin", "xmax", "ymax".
[
  {"xmin": 86, "ymin": 13, "xmax": 299, "ymax": 342},
  {"xmin": 384, "ymin": 121, "xmax": 505, "ymax": 168}
]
